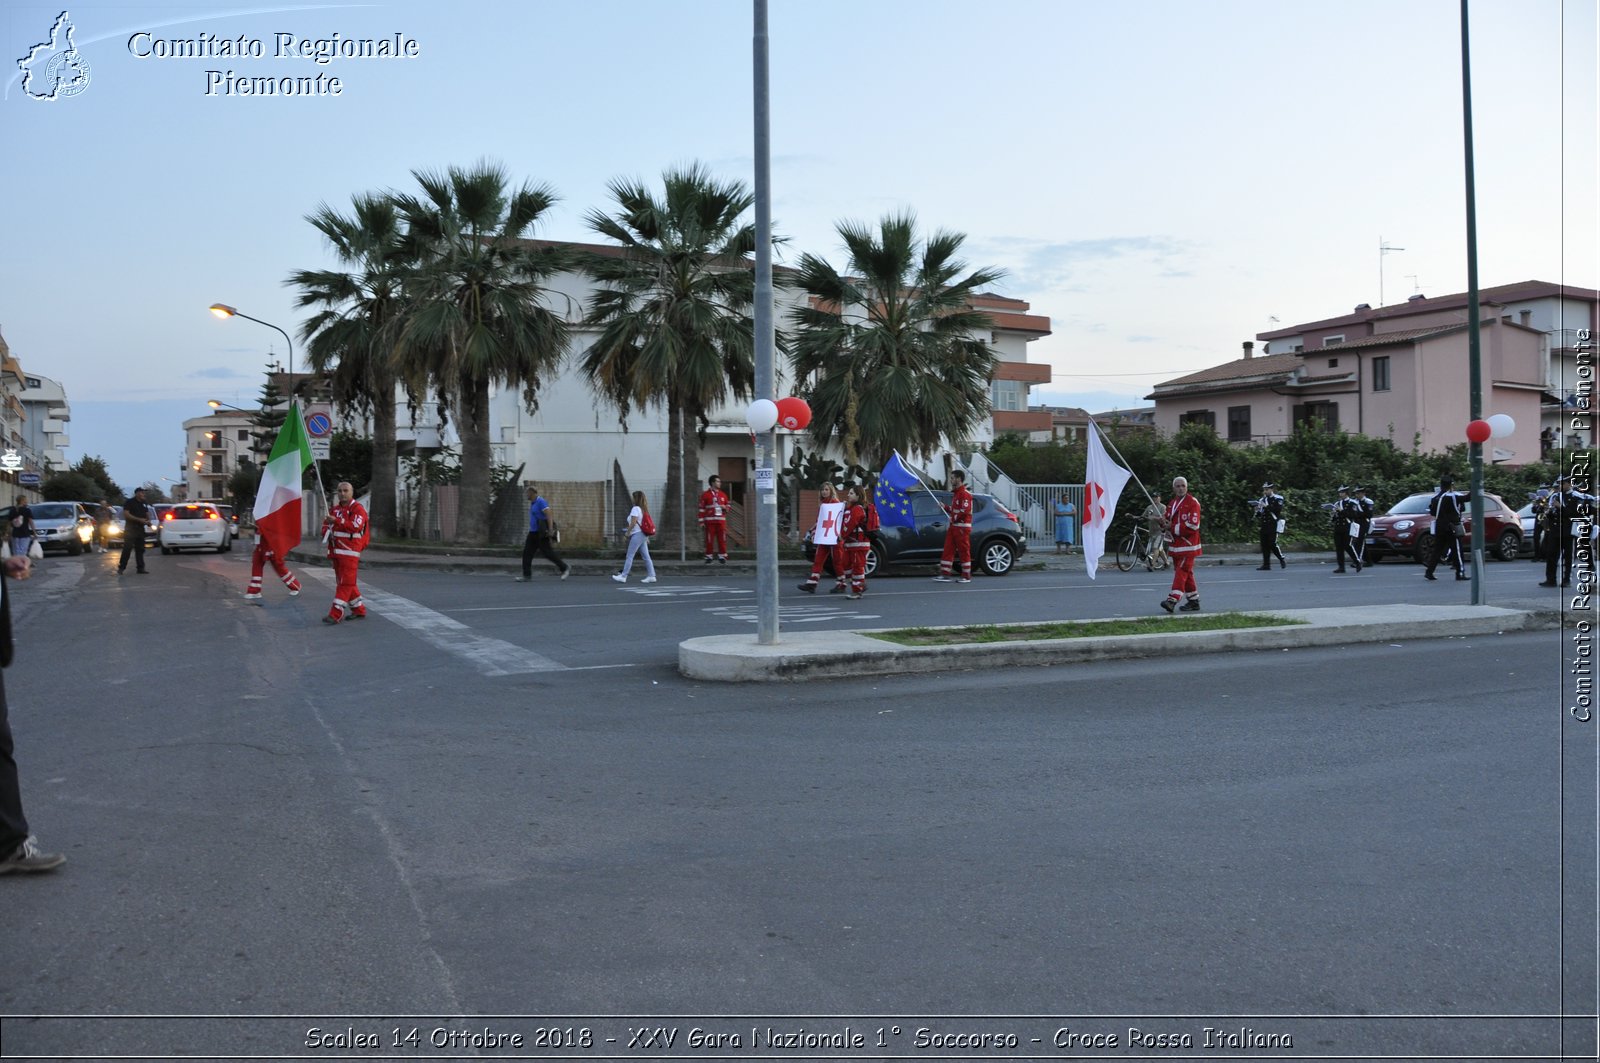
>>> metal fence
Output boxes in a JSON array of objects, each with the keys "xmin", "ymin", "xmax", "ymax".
[{"xmin": 1014, "ymin": 483, "xmax": 1083, "ymax": 546}]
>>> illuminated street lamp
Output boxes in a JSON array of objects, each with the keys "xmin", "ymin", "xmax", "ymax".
[{"xmin": 208, "ymin": 303, "xmax": 296, "ymax": 382}]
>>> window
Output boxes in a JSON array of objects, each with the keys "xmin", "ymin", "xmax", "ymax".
[
  {"xmin": 1323, "ymin": 335, "xmax": 1345, "ymax": 347},
  {"xmin": 1227, "ymin": 406, "xmax": 1252, "ymax": 442},
  {"xmin": 990, "ymin": 379, "xmax": 1022, "ymax": 412},
  {"xmin": 1327, "ymin": 359, "xmax": 1339, "ymax": 368},
  {"xmin": 210, "ymin": 455, "xmax": 224, "ymax": 473},
  {"xmin": 1179, "ymin": 410, "xmax": 1216, "ymax": 431},
  {"xmin": 1372, "ymin": 356, "xmax": 1391, "ymax": 392},
  {"xmin": 238, "ymin": 430, "xmax": 249, "ymax": 441},
  {"xmin": 1293, "ymin": 402, "xmax": 1339, "ymax": 434}
]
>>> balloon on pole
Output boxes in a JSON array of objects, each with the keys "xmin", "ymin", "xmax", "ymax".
[
  {"xmin": 1486, "ymin": 413, "xmax": 1515, "ymax": 439},
  {"xmin": 1465, "ymin": 419, "xmax": 1492, "ymax": 444},
  {"xmin": 746, "ymin": 399, "xmax": 779, "ymax": 433},
  {"xmin": 775, "ymin": 397, "xmax": 812, "ymax": 431}
]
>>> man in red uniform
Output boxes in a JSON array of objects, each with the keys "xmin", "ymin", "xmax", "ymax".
[
  {"xmin": 1160, "ymin": 475, "xmax": 1203, "ymax": 612},
  {"xmin": 321, "ymin": 481, "xmax": 370, "ymax": 624},
  {"xmin": 697, "ymin": 474, "xmax": 729, "ymax": 564},
  {"xmin": 934, "ymin": 469, "xmax": 974, "ymax": 583},
  {"xmin": 243, "ymin": 538, "xmax": 301, "ymax": 603}
]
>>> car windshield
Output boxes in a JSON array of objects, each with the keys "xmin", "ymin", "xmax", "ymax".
[
  {"xmin": 1385, "ymin": 493, "xmax": 1437, "ymax": 515},
  {"xmin": 29, "ymin": 503, "xmax": 75, "ymax": 520}
]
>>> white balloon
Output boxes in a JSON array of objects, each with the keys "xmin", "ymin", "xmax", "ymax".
[
  {"xmin": 746, "ymin": 399, "xmax": 778, "ymax": 432},
  {"xmin": 1487, "ymin": 413, "xmax": 1516, "ymax": 439}
]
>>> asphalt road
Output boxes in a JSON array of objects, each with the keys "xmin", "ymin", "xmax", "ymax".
[{"xmin": 1, "ymin": 547, "xmax": 1593, "ymax": 1062}]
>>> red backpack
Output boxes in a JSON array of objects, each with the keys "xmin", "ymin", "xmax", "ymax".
[
  {"xmin": 640, "ymin": 512, "xmax": 656, "ymax": 536},
  {"xmin": 865, "ymin": 503, "xmax": 880, "ymax": 533}
]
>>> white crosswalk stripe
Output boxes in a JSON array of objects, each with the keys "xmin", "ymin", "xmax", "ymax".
[{"xmin": 298, "ymin": 569, "xmax": 566, "ymax": 675}]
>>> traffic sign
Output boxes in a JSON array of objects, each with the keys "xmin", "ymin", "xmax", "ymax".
[
  {"xmin": 304, "ymin": 403, "xmax": 334, "ymax": 460},
  {"xmin": 18, "ymin": 472, "xmax": 41, "ymax": 485}
]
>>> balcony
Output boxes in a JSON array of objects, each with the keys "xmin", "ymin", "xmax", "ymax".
[
  {"xmin": 993, "ymin": 360, "xmax": 1052, "ymax": 385},
  {"xmin": 992, "ymin": 409, "xmax": 1054, "ymax": 433}
]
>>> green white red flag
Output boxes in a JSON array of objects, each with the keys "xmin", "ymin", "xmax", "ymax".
[
  {"xmin": 1082, "ymin": 419, "xmax": 1132, "ymax": 579},
  {"xmin": 252, "ymin": 400, "xmax": 314, "ymax": 557}
]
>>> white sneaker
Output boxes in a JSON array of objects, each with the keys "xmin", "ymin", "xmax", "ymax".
[
  {"xmin": 243, "ymin": 591, "xmax": 262, "ymax": 601},
  {"xmin": 641, "ymin": 576, "xmax": 657, "ymax": 584},
  {"xmin": 560, "ymin": 566, "xmax": 571, "ymax": 581},
  {"xmin": 958, "ymin": 578, "xmax": 972, "ymax": 584},
  {"xmin": 932, "ymin": 576, "xmax": 953, "ymax": 582},
  {"xmin": 611, "ymin": 574, "xmax": 627, "ymax": 583}
]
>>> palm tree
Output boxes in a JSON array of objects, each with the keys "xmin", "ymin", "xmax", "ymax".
[
  {"xmin": 579, "ymin": 163, "xmax": 758, "ymax": 550},
  {"xmin": 389, "ymin": 161, "xmax": 571, "ymax": 545},
  {"xmin": 287, "ymin": 192, "xmax": 406, "ymax": 538},
  {"xmin": 787, "ymin": 211, "xmax": 1003, "ymax": 468}
]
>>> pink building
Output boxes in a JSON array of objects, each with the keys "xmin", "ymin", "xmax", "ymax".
[{"xmin": 1145, "ymin": 280, "xmax": 1595, "ymax": 464}]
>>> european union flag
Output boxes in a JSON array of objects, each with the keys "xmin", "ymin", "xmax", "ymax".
[{"xmin": 874, "ymin": 453, "xmax": 918, "ymax": 528}]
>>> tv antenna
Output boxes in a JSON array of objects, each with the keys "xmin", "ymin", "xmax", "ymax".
[{"xmin": 1379, "ymin": 235, "xmax": 1405, "ymax": 306}]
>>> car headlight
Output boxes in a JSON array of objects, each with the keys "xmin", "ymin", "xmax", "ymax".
[
  {"xmin": 78, "ymin": 526, "xmax": 92, "ymax": 541},
  {"xmin": 1394, "ymin": 520, "xmax": 1415, "ymax": 531}
]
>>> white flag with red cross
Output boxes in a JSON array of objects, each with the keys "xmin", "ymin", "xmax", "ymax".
[{"xmin": 1082, "ymin": 420, "xmax": 1132, "ymax": 579}]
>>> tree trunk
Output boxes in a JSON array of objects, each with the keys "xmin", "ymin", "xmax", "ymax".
[
  {"xmin": 455, "ymin": 372, "xmax": 492, "ymax": 545},
  {"xmin": 368, "ymin": 365, "xmax": 398, "ymax": 538},
  {"xmin": 663, "ymin": 394, "xmax": 703, "ymax": 555}
]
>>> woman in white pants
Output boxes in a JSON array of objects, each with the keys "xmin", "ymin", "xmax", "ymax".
[{"xmin": 612, "ymin": 491, "xmax": 657, "ymax": 584}]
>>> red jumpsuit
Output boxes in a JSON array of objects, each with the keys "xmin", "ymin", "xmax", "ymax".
[
  {"xmin": 841, "ymin": 502, "xmax": 871, "ymax": 597},
  {"xmin": 937, "ymin": 483, "xmax": 974, "ymax": 581},
  {"xmin": 245, "ymin": 539, "xmax": 301, "ymax": 601},
  {"xmin": 322, "ymin": 499, "xmax": 370, "ymax": 622},
  {"xmin": 1163, "ymin": 492, "xmax": 1203, "ymax": 609},
  {"xmin": 698, "ymin": 487, "xmax": 729, "ymax": 561},
  {"xmin": 800, "ymin": 499, "xmax": 844, "ymax": 593}
]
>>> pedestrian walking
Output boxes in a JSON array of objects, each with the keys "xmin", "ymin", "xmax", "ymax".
[
  {"xmin": 1159, "ymin": 475, "xmax": 1202, "ymax": 612},
  {"xmin": 612, "ymin": 491, "xmax": 657, "ymax": 584},
  {"xmin": 515, "ymin": 486, "xmax": 571, "ymax": 583},
  {"xmin": 798, "ymin": 482, "xmax": 846, "ymax": 594},
  {"xmin": 1330, "ymin": 486, "xmax": 1363, "ymax": 573},
  {"xmin": 0, "ymin": 552, "xmax": 65, "ymax": 875},
  {"xmin": 1539, "ymin": 475, "xmax": 1592, "ymax": 587},
  {"xmin": 243, "ymin": 538, "xmax": 301, "ymax": 602},
  {"xmin": 840, "ymin": 485, "xmax": 874, "ymax": 599},
  {"xmin": 117, "ymin": 487, "xmax": 151, "ymax": 575},
  {"xmin": 321, "ymin": 481, "xmax": 371, "ymax": 623},
  {"xmin": 7, "ymin": 497, "xmax": 34, "ymax": 561},
  {"xmin": 1054, "ymin": 495, "xmax": 1077, "ymax": 553},
  {"xmin": 1253, "ymin": 482, "xmax": 1286, "ymax": 570},
  {"xmin": 698, "ymin": 475, "xmax": 730, "ymax": 564},
  {"xmin": 1423, "ymin": 476, "xmax": 1466, "ymax": 581},
  {"xmin": 934, "ymin": 469, "xmax": 974, "ymax": 583}
]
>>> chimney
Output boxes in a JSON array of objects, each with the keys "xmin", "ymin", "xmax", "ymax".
[{"xmin": 1242, "ymin": 341, "xmax": 1254, "ymax": 359}]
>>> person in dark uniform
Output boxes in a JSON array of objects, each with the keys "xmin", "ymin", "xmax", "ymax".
[
  {"xmin": 1539, "ymin": 475, "xmax": 1593, "ymax": 587},
  {"xmin": 1351, "ymin": 485, "xmax": 1376, "ymax": 568},
  {"xmin": 118, "ymin": 487, "xmax": 151, "ymax": 575},
  {"xmin": 1331, "ymin": 486, "xmax": 1363, "ymax": 573},
  {"xmin": 1253, "ymin": 482, "xmax": 1286, "ymax": 570},
  {"xmin": 1424, "ymin": 476, "xmax": 1467, "ymax": 581}
]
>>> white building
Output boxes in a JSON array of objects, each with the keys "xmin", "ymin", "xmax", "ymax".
[{"xmin": 180, "ymin": 411, "xmax": 256, "ymax": 502}]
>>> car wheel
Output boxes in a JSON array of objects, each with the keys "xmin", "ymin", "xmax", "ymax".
[
  {"xmin": 979, "ymin": 538, "xmax": 1016, "ymax": 576},
  {"xmin": 160, "ymin": 544, "xmax": 172, "ymax": 555},
  {"xmin": 1414, "ymin": 534, "xmax": 1436, "ymax": 568},
  {"xmin": 864, "ymin": 543, "xmax": 883, "ymax": 578},
  {"xmin": 1495, "ymin": 529, "xmax": 1521, "ymax": 562},
  {"xmin": 66, "ymin": 540, "xmax": 82, "ymax": 556}
]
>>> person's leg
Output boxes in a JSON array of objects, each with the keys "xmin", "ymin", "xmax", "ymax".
[
  {"xmin": 640, "ymin": 538, "xmax": 656, "ymax": 581},
  {"xmin": 801, "ymin": 545, "xmax": 827, "ymax": 589},
  {"xmin": 0, "ymin": 674, "xmax": 30, "ymax": 857},
  {"xmin": 937, "ymin": 533, "xmax": 956, "ymax": 580},
  {"xmin": 520, "ymin": 532, "xmax": 536, "ymax": 579},
  {"xmin": 958, "ymin": 531, "xmax": 973, "ymax": 581},
  {"xmin": 621, "ymin": 533, "xmax": 641, "ymax": 578},
  {"xmin": 246, "ymin": 542, "xmax": 268, "ymax": 599}
]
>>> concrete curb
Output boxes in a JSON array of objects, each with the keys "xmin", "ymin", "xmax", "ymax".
[{"xmin": 678, "ymin": 604, "xmax": 1547, "ymax": 682}]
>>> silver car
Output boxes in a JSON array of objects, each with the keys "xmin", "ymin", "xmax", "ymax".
[{"xmin": 25, "ymin": 501, "xmax": 95, "ymax": 556}]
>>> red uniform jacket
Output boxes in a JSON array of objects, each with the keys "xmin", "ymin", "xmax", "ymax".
[
  {"xmin": 841, "ymin": 503, "xmax": 870, "ymax": 545},
  {"xmin": 1164, "ymin": 493, "xmax": 1202, "ymax": 557},
  {"xmin": 698, "ymin": 488, "xmax": 729, "ymax": 524},
  {"xmin": 323, "ymin": 501, "xmax": 371, "ymax": 559},
  {"xmin": 944, "ymin": 484, "xmax": 974, "ymax": 529}
]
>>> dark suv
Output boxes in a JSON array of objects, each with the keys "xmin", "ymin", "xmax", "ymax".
[{"xmin": 803, "ymin": 491, "xmax": 1027, "ymax": 577}]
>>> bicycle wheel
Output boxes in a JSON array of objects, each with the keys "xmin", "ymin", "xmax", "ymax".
[
  {"xmin": 1151, "ymin": 541, "xmax": 1171, "ymax": 571},
  {"xmin": 1114, "ymin": 532, "xmax": 1137, "ymax": 571}
]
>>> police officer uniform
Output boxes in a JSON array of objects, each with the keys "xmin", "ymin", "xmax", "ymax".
[
  {"xmin": 1254, "ymin": 483, "xmax": 1285, "ymax": 570},
  {"xmin": 1332, "ymin": 486, "xmax": 1363, "ymax": 573}
]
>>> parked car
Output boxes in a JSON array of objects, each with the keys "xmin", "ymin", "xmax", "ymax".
[
  {"xmin": 1364, "ymin": 490, "xmax": 1522, "ymax": 564},
  {"xmin": 157, "ymin": 502, "xmax": 231, "ymax": 554},
  {"xmin": 1516, "ymin": 501, "xmax": 1541, "ymax": 559},
  {"xmin": 25, "ymin": 502, "xmax": 95, "ymax": 556},
  {"xmin": 802, "ymin": 490, "xmax": 1027, "ymax": 577}
]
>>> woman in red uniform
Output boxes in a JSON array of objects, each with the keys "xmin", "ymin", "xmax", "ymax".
[{"xmin": 840, "ymin": 485, "xmax": 873, "ymax": 600}]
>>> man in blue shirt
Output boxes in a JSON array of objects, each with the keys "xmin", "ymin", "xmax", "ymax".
[{"xmin": 516, "ymin": 485, "xmax": 571, "ymax": 582}]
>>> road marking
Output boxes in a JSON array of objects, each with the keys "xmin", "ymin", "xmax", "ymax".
[
  {"xmin": 299, "ymin": 570, "xmax": 566, "ymax": 675},
  {"xmin": 703, "ymin": 603, "xmax": 882, "ymax": 625}
]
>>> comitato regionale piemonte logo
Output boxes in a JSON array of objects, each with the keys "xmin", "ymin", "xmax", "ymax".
[{"xmin": 17, "ymin": 10, "xmax": 91, "ymax": 101}]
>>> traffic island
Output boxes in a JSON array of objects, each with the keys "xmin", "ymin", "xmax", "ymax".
[{"xmin": 678, "ymin": 604, "xmax": 1544, "ymax": 682}]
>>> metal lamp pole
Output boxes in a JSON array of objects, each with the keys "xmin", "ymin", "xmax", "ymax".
[{"xmin": 751, "ymin": 0, "xmax": 779, "ymax": 645}]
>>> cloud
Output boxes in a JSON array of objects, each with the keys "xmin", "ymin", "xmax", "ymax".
[
  {"xmin": 974, "ymin": 234, "xmax": 1198, "ymax": 294},
  {"xmin": 188, "ymin": 366, "xmax": 251, "ymax": 380}
]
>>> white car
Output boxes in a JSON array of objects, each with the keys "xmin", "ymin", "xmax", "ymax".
[{"xmin": 157, "ymin": 502, "xmax": 232, "ymax": 554}]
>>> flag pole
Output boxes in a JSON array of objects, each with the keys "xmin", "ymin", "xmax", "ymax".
[
  {"xmin": 893, "ymin": 449, "xmax": 942, "ymax": 498},
  {"xmin": 1090, "ymin": 419, "xmax": 1156, "ymax": 510}
]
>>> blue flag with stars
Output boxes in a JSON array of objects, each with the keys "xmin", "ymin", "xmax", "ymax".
[{"xmin": 874, "ymin": 453, "xmax": 918, "ymax": 528}]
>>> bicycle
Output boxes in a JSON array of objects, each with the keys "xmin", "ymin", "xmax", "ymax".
[{"xmin": 1114, "ymin": 525, "xmax": 1170, "ymax": 572}]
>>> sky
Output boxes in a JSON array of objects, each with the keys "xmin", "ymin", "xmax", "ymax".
[{"xmin": 2, "ymin": 0, "xmax": 1595, "ymax": 492}]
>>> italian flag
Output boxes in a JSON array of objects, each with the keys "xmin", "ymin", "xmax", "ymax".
[{"xmin": 252, "ymin": 400, "xmax": 315, "ymax": 556}]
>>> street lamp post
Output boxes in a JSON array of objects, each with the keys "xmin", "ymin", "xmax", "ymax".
[{"xmin": 208, "ymin": 303, "xmax": 296, "ymax": 386}]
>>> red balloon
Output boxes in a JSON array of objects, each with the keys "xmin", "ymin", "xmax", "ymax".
[
  {"xmin": 1465, "ymin": 419, "xmax": 1492, "ymax": 444},
  {"xmin": 776, "ymin": 396, "xmax": 812, "ymax": 431}
]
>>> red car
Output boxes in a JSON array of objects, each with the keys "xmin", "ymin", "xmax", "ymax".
[{"xmin": 1363, "ymin": 490, "xmax": 1523, "ymax": 564}]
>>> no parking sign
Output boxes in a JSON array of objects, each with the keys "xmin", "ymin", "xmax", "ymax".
[{"xmin": 304, "ymin": 404, "xmax": 334, "ymax": 460}]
